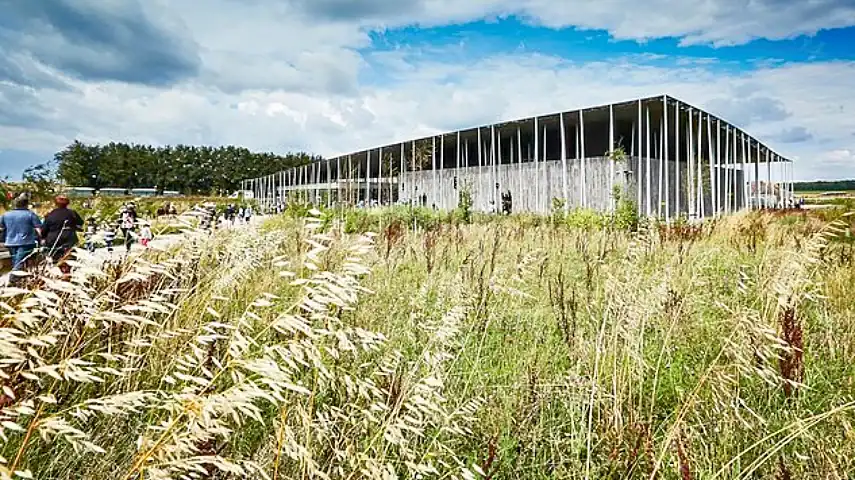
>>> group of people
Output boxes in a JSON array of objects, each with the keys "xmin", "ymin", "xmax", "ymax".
[
  {"xmin": 223, "ymin": 203, "xmax": 253, "ymax": 226},
  {"xmin": 1, "ymin": 194, "xmax": 84, "ymax": 282},
  {"xmin": 1, "ymin": 195, "xmax": 153, "ymax": 284},
  {"xmin": 85, "ymin": 202, "xmax": 153, "ymax": 253}
]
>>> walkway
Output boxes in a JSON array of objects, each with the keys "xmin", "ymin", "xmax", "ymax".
[{"xmin": 0, "ymin": 215, "xmax": 261, "ymax": 287}]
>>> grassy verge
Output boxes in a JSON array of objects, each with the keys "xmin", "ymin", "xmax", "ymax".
[{"xmin": 1, "ymin": 208, "xmax": 855, "ymax": 479}]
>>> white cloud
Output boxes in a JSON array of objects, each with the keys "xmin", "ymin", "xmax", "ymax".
[
  {"xmin": 278, "ymin": 0, "xmax": 855, "ymax": 46},
  {"xmin": 1, "ymin": 0, "xmax": 854, "ymax": 181}
]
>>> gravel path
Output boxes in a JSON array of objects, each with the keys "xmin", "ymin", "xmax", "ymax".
[{"xmin": 1, "ymin": 216, "xmax": 262, "ymax": 287}]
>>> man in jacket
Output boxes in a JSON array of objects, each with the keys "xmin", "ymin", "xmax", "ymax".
[{"xmin": 0, "ymin": 195, "xmax": 42, "ymax": 282}]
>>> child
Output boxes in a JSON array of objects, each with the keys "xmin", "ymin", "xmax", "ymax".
[
  {"xmin": 140, "ymin": 222, "xmax": 152, "ymax": 247},
  {"xmin": 103, "ymin": 224, "xmax": 116, "ymax": 253},
  {"xmin": 84, "ymin": 218, "xmax": 97, "ymax": 252}
]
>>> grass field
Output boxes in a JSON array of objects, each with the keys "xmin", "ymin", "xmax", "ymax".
[{"xmin": 1, "ymin": 206, "xmax": 854, "ymax": 479}]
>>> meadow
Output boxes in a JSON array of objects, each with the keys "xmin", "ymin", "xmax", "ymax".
[{"xmin": 0, "ymin": 205, "xmax": 854, "ymax": 479}]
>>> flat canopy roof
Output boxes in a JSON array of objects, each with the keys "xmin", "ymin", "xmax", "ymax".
[{"xmin": 320, "ymin": 94, "xmax": 790, "ymax": 166}]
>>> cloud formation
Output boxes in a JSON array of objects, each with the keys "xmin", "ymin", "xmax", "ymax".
[
  {"xmin": 0, "ymin": 0, "xmax": 200, "ymax": 86},
  {"xmin": 284, "ymin": 0, "xmax": 855, "ymax": 46},
  {"xmin": 776, "ymin": 126, "xmax": 814, "ymax": 143},
  {"xmin": 0, "ymin": 0, "xmax": 853, "ymax": 181}
]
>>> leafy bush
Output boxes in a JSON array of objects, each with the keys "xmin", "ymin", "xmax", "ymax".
[
  {"xmin": 565, "ymin": 208, "xmax": 606, "ymax": 230},
  {"xmin": 612, "ymin": 185, "xmax": 639, "ymax": 231}
]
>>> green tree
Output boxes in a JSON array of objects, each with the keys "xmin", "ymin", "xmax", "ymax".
[
  {"xmin": 22, "ymin": 161, "xmax": 60, "ymax": 201},
  {"xmin": 51, "ymin": 141, "xmax": 317, "ymax": 195}
]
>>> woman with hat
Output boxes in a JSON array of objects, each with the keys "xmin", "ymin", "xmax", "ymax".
[{"xmin": 41, "ymin": 195, "xmax": 84, "ymax": 278}]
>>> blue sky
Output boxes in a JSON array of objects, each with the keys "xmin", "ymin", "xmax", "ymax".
[
  {"xmin": 370, "ymin": 19, "xmax": 855, "ymax": 65},
  {"xmin": 1, "ymin": 0, "xmax": 854, "ymax": 181}
]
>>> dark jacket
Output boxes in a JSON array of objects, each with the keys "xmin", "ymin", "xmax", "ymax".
[{"xmin": 42, "ymin": 207, "xmax": 84, "ymax": 250}]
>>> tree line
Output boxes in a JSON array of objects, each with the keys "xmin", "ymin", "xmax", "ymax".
[
  {"xmin": 792, "ymin": 180, "xmax": 855, "ymax": 192},
  {"xmin": 53, "ymin": 141, "xmax": 319, "ymax": 195}
]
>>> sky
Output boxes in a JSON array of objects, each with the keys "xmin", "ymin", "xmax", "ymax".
[{"xmin": 1, "ymin": 0, "xmax": 854, "ymax": 181}]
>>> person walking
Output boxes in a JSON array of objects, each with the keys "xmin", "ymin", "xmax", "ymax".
[
  {"xmin": 41, "ymin": 195, "xmax": 84, "ymax": 278},
  {"xmin": 120, "ymin": 203, "xmax": 138, "ymax": 253},
  {"xmin": 139, "ymin": 222, "xmax": 153, "ymax": 247},
  {"xmin": 84, "ymin": 218, "xmax": 97, "ymax": 253},
  {"xmin": 103, "ymin": 224, "xmax": 116, "ymax": 253},
  {"xmin": 226, "ymin": 204, "xmax": 236, "ymax": 226},
  {"xmin": 0, "ymin": 195, "xmax": 42, "ymax": 283}
]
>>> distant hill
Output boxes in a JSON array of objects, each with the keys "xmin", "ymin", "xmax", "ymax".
[{"xmin": 794, "ymin": 180, "xmax": 855, "ymax": 192}]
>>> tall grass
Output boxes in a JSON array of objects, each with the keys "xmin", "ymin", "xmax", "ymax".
[{"xmin": 2, "ymin": 207, "xmax": 855, "ymax": 478}]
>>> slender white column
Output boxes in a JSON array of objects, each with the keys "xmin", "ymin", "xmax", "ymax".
[
  {"xmin": 431, "ymin": 137, "xmax": 437, "ymax": 208},
  {"xmin": 509, "ymin": 134, "xmax": 514, "ymax": 204},
  {"xmin": 790, "ymin": 160, "xmax": 795, "ymax": 205},
  {"xmin": 658, "ymin": 117, "xmax": 663, "ymax": 218},
  {"xmin": 645, "ymin": 106, "xmax": 651, "ymax": 217},
  {"xmin": 517, "ymin": 126, "xmax": 523, "ymax": 203},
  {"xmin": 609, "ymin": 104, "xmax": 615, "ymax": 212},
  {"xmin": 791, "ymin": 160, "xmax": 795, "ymax": 205},
  {"xmin": 637, "ymin": 100, "xmax": 642, "ymax": 210},
  {"xmin": 674, "ymin": 101, "xmax": 680, "ymax": 217},
  {"xmin": 465, "ymin": 140, "xmax": 470, "ymax": 197},
  {"xmin": 378, "ymin": 146, "xmax": 384, "ymax": 206},
  {"xmin": 411, "ymin": 142, "xmax": 416, "ymax": 203},
  {"xmin": 740, "ymin": 133, "xmax": 747, "ymax": 210},
  {"xmin": 560, "ymin": 112, "xmax": 567, "ymax": 211},
  {"xmin": 308, "ymin": 163, "xmax": 313, "ymax": 205},
  {"xmin": 543, "ymin": 125, "xmax": 547, "ymax": 211},
  {"xmin": 715, "ymin": 120, "xmax": 721, "ymax": 215},
  {"xmin": 580, "ymin": 109, "xmax": 587, "ymax": 209},
  {"xmin": 326, "ymin": 160, "xmax": 332, "ymax": 208},
  {"xmin": 399, "ymin": 143, "xmax": 405, "ymax": 203},
  {"xmin": 346, "ymin": 155, "xmax": 351, "ymax": 204},
  {"xmin": 697, "ymin": 112, "xmax": 704, "ymax": 219},
  {"xmin": 477, "ymin": 128, "xmax": 483, "ymax": 211},
  {"xmin": 576, "ymin": 122, "xmax": 580, "ymax": 204},
  {"xmin": 755, "ymin": 141, "xmax": 760, "ymax": 209},
  {"xmin": 456, "ymin": 131, "xmax": 461, "ymax": 173},
  {"xmin": 452, "ymin": 132, "xmax": 459, "ymax": 208},
  {"xmin": 631, "ymin": 121, "xmax": 635, "ymax": 157},
  {"xmin": 687, "ymin": 107, "xmax": 694, "ymax": 218},
  {"xmin": 346, "ymin": 155, "xmax": 352, "ymax": 204},
  {"xmin": 663, "ymin": 95, "xmax": 669, "ymax": 222},
  {"xmin": 335, "ymin": 157, "xmax": 340, "ymax": 205},
  {"xmin": 707, "ymin": 115, "xmax": 715, "ymax": 217},
  {"xmin": 534, "ymin": 117, "xmax": 540, "ymax": 213},
  {"xmin": 493, "ymin": 125, "xmax": 499, "ymax": 211},
  {"xmin": 732, "ymin": 127, "xmax": 745, "ymax": 212},
  {"xmin": 724, "ymin": 125, "xmax": 730, "ymax": 214},
  {"xmin": 766, "ymin": 148, "xmax": 772, "ymax": 207},
  {"xmin": 744, "ymin": 139, "xmax": 750, "ymax": 210},
  {"xmin": 365, "ymin": 150, "xmax": 370, "ymax": 204},
  {"xmin": 440, "ymin": 135, "xmax": 445, "ymax": 209},
  {"xmin": 733, "ymin": 127, "xmax": 739, "ymax": 210}
]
